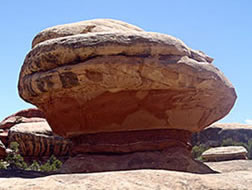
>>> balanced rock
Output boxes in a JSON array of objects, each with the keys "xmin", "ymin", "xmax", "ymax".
[
  {"xmin": 202, "ymin": 146, "xmax": 248, "ymax": 162},
  {"xmin": 18, "ymin": 19, "xmax": 236, "ymax": 173}
]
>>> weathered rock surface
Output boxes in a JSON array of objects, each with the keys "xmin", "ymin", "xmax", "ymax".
[
  {"xmin": 8, "ymin": 121, "xmax": 71, "ymax": 157},
  {"xmin": 192, "ymin": 123, "xmax": 252, "ymax": 146},
  {"xmin": 0, "ymin": 169, "xmax": 252, "ymax": 190},
  {"xmin": 70, "ymin": 129, "xmax": 191, "ymax": 154},
  {"xmin": 18, "ymin": 19, "xmax": 236, "ymax": 138},
  {"xmin": 31, "ymin": 18, "xmax": 144, "ymax": 48},
  {"xmin": 202, "ymin": 146, "xmax": 248, "ymax": 161}
]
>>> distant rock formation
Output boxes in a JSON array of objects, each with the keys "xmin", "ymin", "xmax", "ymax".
[
  {"xmin": 192, "ymin": 123, "xmax": 252, "ymax": 146},
  {"xmin": 0, "ymin": 108, "xmax": 45, "ymax": 130},
  {"xmin": 0, "ymin": 108, "xmax": 71, "ymax": 158},
  {"xmin": 17, "ymin": 19, "xmax": 237, "ymax": 173},
  {"xmin": 202, "ymin": 146, "xmax": 248, "ymax": 161}
]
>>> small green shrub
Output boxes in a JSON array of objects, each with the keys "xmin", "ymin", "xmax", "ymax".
[
  {"xmin": 0, "ymin": 141, "xmax": 62, "ymax": 172},
  {"xmin": 6, "ymin": 142, "xmax": 27, "ymax": 170},
  {"xmin": 27, "ymin": 160, "xmax": 40, "ymax": 171},
  {"xmin": 192, "ymin": 144, "xmax": 209, "ymax": 159},
  {"xmin": 40, "ymin": 155, "xmax": 62, "ymax": 172}
]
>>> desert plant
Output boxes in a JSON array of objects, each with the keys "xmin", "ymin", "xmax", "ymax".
[
  {"xmin": 40, "ymin": 155, "xmax": 62, "ymax": 172},
  {"xmin": 27, "ymin": 160, "xmax": 41, "ymax": 171},
  {"xmin": 192, "ymin": 144, "xmax": 209, "ymax": 159},
  {"xmin": 0, "ymin": 160, "xmax": 7, "ymax": 170},
  {"xmin": 6, "ymin": 142, "xmax": 27, "ymax": 170},
  {"xmin": 0, "ymin": 142, "xmax": 62, "ymax": 172}
]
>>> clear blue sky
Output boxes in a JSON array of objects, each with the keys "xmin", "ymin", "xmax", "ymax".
[{"xmin": 0, "ymin": 1, "xmax": 251, "ymax": 124}]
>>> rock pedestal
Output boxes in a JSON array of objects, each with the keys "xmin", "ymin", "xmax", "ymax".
[{"xmin": 18, "ymin": 19, "xmax": 237, "ymax": 173}]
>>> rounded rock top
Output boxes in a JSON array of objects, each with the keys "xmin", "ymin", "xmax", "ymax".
[
  {"xmin": 18, "ymin": 19, "xmax": 237, "ymax": 137},
  {"xmin": 32, "ymin": 19, "xmax": 144, "ymax": 48}
]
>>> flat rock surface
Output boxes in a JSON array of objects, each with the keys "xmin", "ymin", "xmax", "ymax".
[
  {"xmin": 206, "ymin": 160, "xmax": 252, "ymax": 173},
  {"xmin": 202, "ymin": 146, "xmax": 248, "ymax": 161},
  {"xmin": 0, "ymin": 169, "xmax": 252, "ymax": 190}
]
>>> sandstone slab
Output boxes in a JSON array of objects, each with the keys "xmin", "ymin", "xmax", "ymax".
[
  {"xmin": 0, "ymin": 170, "xmax": 251, "ymax": 190},
  {"xmin": 206, "ymin": 159, "xmax": 252, "ymax": 173},
  {"xmin": 202, "ymin": 146, "xmax": 248, "ymax": 161}
]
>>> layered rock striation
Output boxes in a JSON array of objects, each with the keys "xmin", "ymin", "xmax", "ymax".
[{"xmin": 18, "ymin": 19, "xmax": 237, "ymax": 173}]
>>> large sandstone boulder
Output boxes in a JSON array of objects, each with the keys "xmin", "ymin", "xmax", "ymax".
[
  {"xmin": 202, "ymin": 146, "xmax": 248, "ymax": 162},
  {"xmin": 18, "ymin": 19, "xmax": 236, "ymax": 137},
  {"xmin": 17, "ymin": 19, "xmax": 236, "ymax": 173}
]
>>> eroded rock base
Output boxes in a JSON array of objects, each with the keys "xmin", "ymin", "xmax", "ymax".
[
  {"xmin": 60, "ymin": 147, "xmax": 215, "ymax": 174},
  {"xmin": 70, "ymin": 129, "xmax": 191, "ymax": 155}
]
